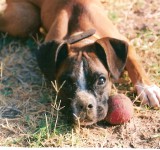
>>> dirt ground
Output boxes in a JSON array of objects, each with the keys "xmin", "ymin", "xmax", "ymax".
[{"xmin": 0, "ymin": 0, "xmax": 160, "ymax": 148}]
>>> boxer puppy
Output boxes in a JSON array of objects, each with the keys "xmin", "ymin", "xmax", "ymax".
[{"xmin": 0, "ymin": 0, "xmax": 159, "ymax": 125}]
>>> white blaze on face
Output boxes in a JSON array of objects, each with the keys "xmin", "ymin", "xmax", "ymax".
[
  {"xmin": 0, "ymin": 0, "xmax": 7, "ymax": 15},
  {"xmin": 78, "ymin": 61, "xmax": 87, "ymax": 90}
]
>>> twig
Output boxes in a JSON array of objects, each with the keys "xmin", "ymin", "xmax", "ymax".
[
  {"xmin": 0, "ymin": 62, "xmax": 3, "ymax": 80},
  {"xmin": 51, "ymin": 80, "xmax": 66, "ymax": 93},
  {"xmin": 73, "ymin": 113, "xmax": 81, "ymax": 134},
  {"xmin": 51, "ymin": 80, "xmax": 65, "ymax": 134},
  {"xmin": 45, "ymin": 113, "xmax": 50, "ymax": 139},
  {"xmin": 52, "ymin": 100, "xmax": 64, "ymax": 134}
]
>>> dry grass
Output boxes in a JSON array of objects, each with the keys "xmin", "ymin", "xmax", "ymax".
[{"xmin": 0, "ymin": 0, "xmax": 160, "ymax": 148}]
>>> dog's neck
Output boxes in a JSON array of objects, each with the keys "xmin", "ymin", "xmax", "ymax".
[
  {"xmin": 68, "ymin": 33, "xmax": 95, "ymax": 50},
  {"xmin": 66, "ymin": 29, "xmax": 100, "ymax": 49}
]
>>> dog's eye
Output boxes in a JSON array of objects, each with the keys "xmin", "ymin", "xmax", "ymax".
[{"xmin": 97, "ymin": 76, "xmax": 106, "ymax": 85}]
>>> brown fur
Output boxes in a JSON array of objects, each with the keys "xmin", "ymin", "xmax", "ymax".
[
  {"xmin": 0, "ymin": 0, "xmax": 159, "ymax": 124},
  {"xmin": 0, "ymin": 0, "xmax": 151, "ymax": 86}
]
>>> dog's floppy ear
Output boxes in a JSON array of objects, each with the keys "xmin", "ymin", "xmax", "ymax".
[
  {"xmin": 95, "ymin": 37, "xmax": 128, "ymax": 80},
  {"xmin": 36, "ymin": 41, "xmax": 68, "ymax": 80}
]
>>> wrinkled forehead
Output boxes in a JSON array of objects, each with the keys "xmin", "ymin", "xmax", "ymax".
[
  {"xmin": 80, "ymin": 53, "xmax": 108, "ymax": 77},
  {"xmin": 56, "ymin": 51, "xmax": 108, "ymax": 80}
]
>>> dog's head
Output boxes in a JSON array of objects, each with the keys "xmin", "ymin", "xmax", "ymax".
[{"xmin": 36, "ymin": 34, "xmax": 128, "ymax": 126}]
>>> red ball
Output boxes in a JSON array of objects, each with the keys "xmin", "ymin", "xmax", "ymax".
[{"xmin": 105, "ymin": 94, "xmax": 134, "ymax": 125}]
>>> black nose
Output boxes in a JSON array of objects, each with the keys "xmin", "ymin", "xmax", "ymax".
[
  {"xmin": 88, "ymin": 104, "xmax": 93, "ymax": 109},
  {"xmin": 79, "ymin": 103, "xmax": 94, "ymax": 110}
]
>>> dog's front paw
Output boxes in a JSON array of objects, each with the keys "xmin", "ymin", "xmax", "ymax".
[{"xmin": 135, "ymin": 83, "xmax": 160, "ymax": 108}]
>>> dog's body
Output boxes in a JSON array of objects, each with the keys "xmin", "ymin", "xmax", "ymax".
[{"xmin": 0, "ymin": 0, "xmax": 160, "ymax": 125}]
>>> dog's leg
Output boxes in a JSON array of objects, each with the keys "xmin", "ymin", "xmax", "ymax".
[
  {"xmin": 45, "ymin": 10, "xmax": 69, "ymax": 42},
  {"xmin": 126, "ymin": 45, "xmax": 160, "ymax": 107},
  {"xmin": 0, "ymin": 1, "xmax": 40, "ymax": 37}
]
